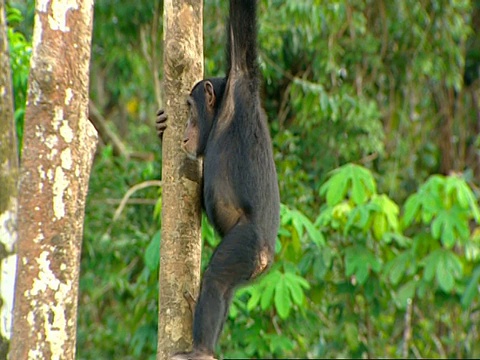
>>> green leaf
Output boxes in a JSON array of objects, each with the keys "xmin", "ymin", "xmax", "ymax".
[
  {"xmin": 144, "ymin": 231, "xmax": 161, "ymax": 271},
  {"xmin": 442, "ymin": 250, "xmax": 463, "ymax": 281},
  {"xmin": 285, "ymin": 271, "xmax": 311, "ymax": 290},
  {"xmin": 260, "ymin": 270, "xmax": 280, "ymax": 310},
  {"xmin": 423, "ymin": 249, "xmax": 441, "ymax": 282},
  {"xmin": 351, "ymin": 175, "xmax": 367, "ymax": 205},
  {"xmin": 374, "ymin": 194, "xmax": 400, "ymax": 231},
  {"xmin": 423, "ymin": 249, "xmax": 463, "ymax": 292},
  {"xmin": 436, "ymin": 260, "xmax": 454, "ymax": 292},
  {"xmin": 295, "ymin": 209, "xmax": 325, "ymax": 247},
  {"xmin": 321, "ymin": 164, "xmax": 377, "ymax": 206},
  {"xmin": 395, "ymin": 280, "xmax": 416, "ymax": 309},
  {"xmin": 323, "ymin": 173, "xmax": 348, "ymax": 206},
  {"xmin": 384, "ymin": 251, "xmax": 411, "ymax": 285},
  {"xmin": 372, "ymin": 214, "xmax": 387, "ymax": 241},
  {"xmin": 461, "ymin": 266, "xmax": 480, "ymax": 308},
  {"xmin": 345, "ymin": 246, "xmax": 382, "ymax": 285},
  {"xmin": 274, "ymin": 277, "xmax": 292, "ymax": 319},
  {"xmin": 247, "ymin": 287, "xmax": 261, "ymax": 310},
  {"xmin": 285, "ymin": 275, "xmax": 305, "ymax": 305},
  {"xmin": 261, "ymin": 282, "xmax": 275, "ymax": 310},
  {"xmin": 403, "ymin": 194, "xmax": 421, "ymax": 227}
]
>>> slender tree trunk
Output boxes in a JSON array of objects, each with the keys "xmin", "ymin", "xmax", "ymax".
[
  {"xmin": 9, "ymin": 1, "xmax": 97, "ymax": 359},
  {"xmin": 0, "ymin": 1, "xmax": 19, "ymax": 357},
  {"xmin": 157, "ymin": 1, "xmax": 204, "ymax": 359}
]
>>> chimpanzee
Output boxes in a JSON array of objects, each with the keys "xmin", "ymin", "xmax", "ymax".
[{"xmin": 156, "ymin": 0, "xmax": 280, "ymax": 358}]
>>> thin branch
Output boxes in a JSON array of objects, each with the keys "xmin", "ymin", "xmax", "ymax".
[
  {"xmin": 88, "ymin": 101, "xmax": 129, "ymax": 158},
  {"xmin": 92, "ymin": 198, "xmax": 158, "ymax": 206},
  {"xmin": 402, "ymin": 298, "xmax": 413, "ymax": 358},
  {"xmin": 272, "ymin": 315, "xmax": 282, "ymax": 335},
  {"xmin": 112, "ymin": 180, "xmax": 163, "ymax": 223},
  {"xmin": 88, "ymin": 101, "xmax": 154, "ymax": 161},
  {"xmin": 411, "ymin": 344, "xmax": 423, "ymax": 359}
]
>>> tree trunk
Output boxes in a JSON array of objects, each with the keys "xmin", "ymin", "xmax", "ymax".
[
  {"xmin": 9, "ymin": 1, "xmax": 97, "ymax": 359},
  {"xmin": 0, "ymin": 1, "xmax": 19, "ymax": 358},
  {"xmin": 157, "ymin": 1, "xmax": 204, "ymax": 359}
]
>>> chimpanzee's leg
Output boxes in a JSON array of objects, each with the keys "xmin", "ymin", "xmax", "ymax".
[{"xmin": 192, "ymin": 222, "xmax": 260, "ymax": 354}]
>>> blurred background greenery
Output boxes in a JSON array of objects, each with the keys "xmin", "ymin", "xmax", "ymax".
[{"xmin": 6, "ymin": 0, "xmax": 480, "ymax": 358}]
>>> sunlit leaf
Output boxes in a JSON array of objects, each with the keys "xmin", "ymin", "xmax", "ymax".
[
  {"xmin": 260, "ymin": 270, "xmax": 281, "ymax": 310},
  {"xmin": 247, "ymin": 287, "xmax": 261, "ymax": 311},
  {"xmin": 403, "ymin": 194, "xmax": 421, "ymax": 227},
  {"xmin": 274, "ymin": 277, "xmax": 292, "ymax": 319},
  {"xmin": 293, "ymin": 209, "xmax": 325, "ymax": 247},
  {"xmin": 351, "ymin": 175, "xmax": 367, "ymax": 205},
  {"xmin": 372, "ymin": 214, "xmax": 387, "ymax": 240}
]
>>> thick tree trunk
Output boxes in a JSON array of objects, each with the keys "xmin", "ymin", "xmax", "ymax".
[
  {"xmin": 0, "ymin": 1, "xmax": 19, "ymax": 358},
  {"xmin": 157, "ymin": 1, "xmax": 204, "ymax": 359},
  {"xmin": 9, "ymin": 1, "xmax": 97, "ymax": 359}
]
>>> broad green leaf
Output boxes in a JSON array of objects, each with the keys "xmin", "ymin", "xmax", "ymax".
[
  {"xmin": 280, "ymin": 204, "xmax": 293, "ymax": 225},
  {"xmin": 443, "ymin": 250, "xmax": 463, "ymax": 279},
  {"xmin": 463, "ymin": 183, "xmax": 480, "ymax": 221},
  {"xmin": 372, "ymin": 214, "xmax": 387, "ymax": 240},
  {"xmin": 144, "ymin": 231, "xmax": 161, "ymax": 271},
  {"xmin": 355, "ymin": 264, "xmax": 369, "ymax": 284},
  {"xmin": 260, "ymin": 270, "xmax": 281, "ymax": 310},
  {"xmin": 325, "ymin": 175, "xmax": 348, "ymax": 206},
  {"xmin": 423, "ymin": 249, "xmax": 441, "ymax": 282},
  {"xmin": 374, "ymin": 194, "xmax": 400, "ymax": 231},
  {"xmin": 345, "ymin": 246, "xmax": 382, "ymax": 285},
  {"xmin": 261, "ymin": 281, "xmax": 276, "ymax": 310},
  {"xmin": 424, "ymin": 249, "xmax": 463, "ymax": 292},
  {"xmin": 351, "ymin": 175, "xmax": 367, "ymax": 205},
  {"xmin": 384, "ymin": 251, "xmax": 411, "ymax": 285},
  {"xmin": 293, "ymin": 209, "xmax": 325, "ymax": 247},
  {"xmin": 461, "ymin": 266, "xmax": 480, "ymax": 308},
  {"xmin": 285, "ymin": 271, "xmax": 311, "ymax": 289},
  {"xmin": 403, "ymin": 194, "xmax": 421, "ymax": 227},
  {"xmin": 436, "ymin": 260, "xmax": 454, "ymax": 292},
  {"xmin": 274, "ymin": 277, "xmax": 292, "ymax": 319},
  {"xmin": 452, "ymin": 177, "xmax": 470, "ymax": 209},
  {"xmin": 285, "ymin": 276, "xmax": 305, "ymax": 305},
  {"xmin": 320, "ymin": 163, "xmax": 377, "ymax": 206},
  {"xmin": 247, "ymin": 288, "xmax": 261, "ymax": 310},
  {"xmin": 395, "ymin": 280, "xmax": 416, "ymax": 309},
  {"xmin": 292, "ymin": 212, "xmax": 303, "ymax": 241}
]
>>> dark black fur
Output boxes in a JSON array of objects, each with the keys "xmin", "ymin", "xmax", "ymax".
[{"xmin": 157, "ymin": 0, "xmax": 279, "ymax": 358}]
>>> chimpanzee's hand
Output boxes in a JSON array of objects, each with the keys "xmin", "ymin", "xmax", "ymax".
[{"xmin": 156, "ymin": 109, "xmax": 167, "ymax": 140}]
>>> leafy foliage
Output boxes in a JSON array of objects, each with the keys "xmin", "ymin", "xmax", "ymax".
[{"xmin": 6, "ymin": 2, "xmax": 31, "ymax": 152}]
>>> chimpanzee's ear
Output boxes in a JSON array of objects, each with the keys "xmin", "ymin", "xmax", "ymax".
[{"xmin": 204, "ymin": 81, "xmax": 216, "ymax": 110}]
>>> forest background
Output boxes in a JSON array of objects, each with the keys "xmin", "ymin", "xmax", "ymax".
[{"xmin": 5, "ymin": 0, "xmax": 480, "ymax": 358}]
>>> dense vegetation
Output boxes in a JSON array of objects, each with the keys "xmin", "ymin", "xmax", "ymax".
[{"xmin": 7, "ymin": 0, "xmax": 480, "ymax": 358}]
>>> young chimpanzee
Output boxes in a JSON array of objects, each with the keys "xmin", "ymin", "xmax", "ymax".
[{"xmin": 156, "ymin": 0, "xmax": 280, "ymax": 358}]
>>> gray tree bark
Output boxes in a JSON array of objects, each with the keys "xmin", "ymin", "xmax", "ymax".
[
  {"xmin": 9, "ymin": 0, "xmax": 97, "ymax": 359},
  {"xmin": 157, "ymin": 1, "xmax": 204, "ymax": 359},
  {"xmin": 0, "ymin": 1, "xmax": 19, "ymax": 358}
]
